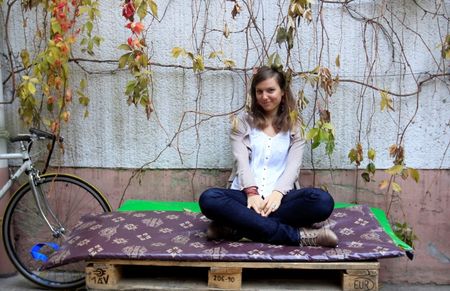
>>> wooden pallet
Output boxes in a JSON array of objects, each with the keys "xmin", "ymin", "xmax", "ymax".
[{"xmin": 86, "ymin": 259, "xmax": 379, "ymax": 291}]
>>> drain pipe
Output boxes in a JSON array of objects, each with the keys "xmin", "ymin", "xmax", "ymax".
[{"xmin": 0, "ymin": 62, "xmax": 16, "ymax": 276}]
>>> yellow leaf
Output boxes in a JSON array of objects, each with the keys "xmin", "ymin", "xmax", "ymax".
[
  {"xmin": 223, "ymin": 58, "xmax": 235, "ymax": 68},
  {"xmin": 224, "ymin": 23, "xmax": 230, "ymax": 38},
  {"xmin": 379, "ymin": 179, "xmax": 389, "ymax": 190},
  {"xmin": 368, "ymin": 148, "xmax": 376, "ymax": 160},
  {"xmin": 208, "ymin": 50, "xmax": 223, "ymax": 59},
  {"xmin": 335, "ymin": 54, "xmax": 340, "ymax": 68},
  {"xmin": 27, "ymin": 81, "xmax": 36, "ymax": 95},
  {"xmin": 386, "ymin": 164, "xmax": 403, "ymax": 175},
  {"xmin": 149, "ymin": 0, "xmax": 158, "ymax": 18},
  {"xmin": 408, "ymin": 168, "xmax": 420, "ymax": 183},
  {"xmin": 193, "ymin": 55, "xmax": 204, "ymax": 72},
  {"xmin": 392, "ymin": 182, "xmax": 402, "ymax": 193},
  {"xmin": 171, "ymin": 47, "xmax": 185, "ymax": 58},
  {"xmin": 231, "ymin": 115, "xmax": 239, "ymax": 132},
  {"xmin": 380, "ymin": 91, "xmax": 394, "ymax": 112}
]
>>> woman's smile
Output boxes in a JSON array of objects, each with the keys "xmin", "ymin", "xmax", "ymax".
[{"xmin": 255, "ymin": 77, "xmax": 284, "ymax": 116}]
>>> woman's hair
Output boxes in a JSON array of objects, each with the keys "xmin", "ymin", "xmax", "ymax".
[{"xmin": 250, "ymin": 66, "xmax": 296, "ymax": 132}]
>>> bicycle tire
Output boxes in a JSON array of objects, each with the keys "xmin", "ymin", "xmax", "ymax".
[{"xmin": 2, "ymin": 173, "xmax": 112, "ymax": 289}]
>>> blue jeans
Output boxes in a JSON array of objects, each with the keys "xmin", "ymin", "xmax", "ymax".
[{"xmin": 199, "ymin": 187, "xmax": 334, "ymax": 246}]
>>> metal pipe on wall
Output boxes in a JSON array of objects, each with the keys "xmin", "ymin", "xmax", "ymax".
[{"xmin": 0, "ymin": 54, "xmax": 17, "ymax": 276}]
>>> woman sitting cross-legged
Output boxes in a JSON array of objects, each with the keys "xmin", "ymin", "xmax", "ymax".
[{"xmin": 199, "ymin": 66, "xmax": 338, "ymax": 248}]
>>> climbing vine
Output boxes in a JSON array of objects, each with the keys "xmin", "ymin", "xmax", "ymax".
[
  {"xmin": 2, "ymin": 0, "xmax": 449, "ymax": 247},
  {"xmin": 2, "ymin": 0, "xmax": 102, "ymax": 135}
]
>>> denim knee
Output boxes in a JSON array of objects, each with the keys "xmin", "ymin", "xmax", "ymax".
[
  {"xmin": 315, "ymin": 189, "xmax": 334, "ymax": 221},
  {"xmin": 199, "ymin": 188, "xmax": 221, "ymax": 215}
]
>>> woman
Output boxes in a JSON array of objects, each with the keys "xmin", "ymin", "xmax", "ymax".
[{"xmin": 199, "ymin": 66, "xmax": 338, "ymax": 247}]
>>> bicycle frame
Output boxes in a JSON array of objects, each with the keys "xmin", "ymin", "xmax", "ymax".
[
  {"xmin": 0, "ymin": 149, "xmax": 31, "ymax": 199},
  {"xmin": 0, "ymin": 143, "xmax": 66, "ymax": 238}
]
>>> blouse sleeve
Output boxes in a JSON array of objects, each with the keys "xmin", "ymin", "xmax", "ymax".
[
  {"xmin": 229, "ymin": 113, "xmax": 257, "ymax": 189},
  {"xmin": 273, "ymin": 124, "xmax": 306, "ymax": 195}
]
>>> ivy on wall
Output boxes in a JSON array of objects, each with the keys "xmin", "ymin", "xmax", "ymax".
[{"xmin": 1, "ymin": 0, "xmax": 449, "ymax": 247}]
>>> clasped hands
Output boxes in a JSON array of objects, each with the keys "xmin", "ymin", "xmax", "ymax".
[{"xmin": 246, "ymin": 190, "xmax": 283, "ymax": 217}]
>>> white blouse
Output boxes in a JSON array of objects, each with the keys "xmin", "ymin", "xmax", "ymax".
[{"xmin": 231, "ymin": 128, "xmax": 290, "ymax": 198}]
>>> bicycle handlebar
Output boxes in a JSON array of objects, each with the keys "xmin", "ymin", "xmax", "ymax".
[
  {"xmin": 9, "ymin": 128, "xmax": 64, "ymax": 144},
  {"xmin": 9, "ymin": 128, "xmax": 64, "ymax": 174}
]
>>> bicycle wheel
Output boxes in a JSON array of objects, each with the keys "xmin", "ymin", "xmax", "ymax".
[{"xmin": 2, "ymin": 173, "xmax": 112, "ymax": 289}]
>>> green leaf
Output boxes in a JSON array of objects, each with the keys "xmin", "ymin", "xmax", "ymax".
[
  {"xmin": 137, "ymin": 1, "xmax": 147, "ymax": 20},
  {"xmin": 118, "ymin": 44, "xmax": 132, "ymax": 51},
  {"xmin": 20, "ymin": 49, "xmax": 30, "ymax": 68},
  {"xmin": 321, "ymin": 122, "xmax": 334, "ymax": 131},
  {"xmin": 306, "ymin": 128, "xmax": 318, "ymax": 140},
  {"xmin": 80, "ymin": 78, "xmax": 87, "ymax": 90},
  {"xmin": 386, "ymin": 165, "xmax": 403, "ymax": 175},
  {"xmin": 361, "ymin": 172, "xmax": 370, "ymax": 182},
  {"xmin": 276, "ymin": 26, "xmax": 287, "ymax": 45},
  {"xmin": 408, "ymin": 168, "xmax": 420, "ymax": 183},
  {"xmin": 118, "ymin": 53, "xmax": 131, "ymax": 69},
  {"xmin": 78, "ymin": 6, "xmax": 89, "ymax": 15},
  {"xmin": 51, "ymin": 19, "xmax": 62, "ymax": 34},
  {"xmin": 311, "ymin": 139, "xmax": 320, "ymax": 149},
  {"xmin": 86, "ymin": 21, "xmax": 93, "ymax": 34},
  {"xmin": 367, "ymin": 162, "xmax": 376, "ymax": 174},
  {"xmin": 79, "ymin": 96, "xmax": 90, "ymax": 106},
  {"xmin": 325, "ymin": 140, "xmax": 335, "ymax": 155}
]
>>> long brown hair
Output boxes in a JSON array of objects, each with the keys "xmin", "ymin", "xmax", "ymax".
[{"xmin": 250, "ymin": 66, "xmax": 296, "ymax": 132}]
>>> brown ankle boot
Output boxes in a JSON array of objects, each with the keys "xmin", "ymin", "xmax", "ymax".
[
  {"xmin": 206, "ymin": 221, "xmax": 238, "ymax": 241},
  {"xmin": 299, "ymin": 227, "xmax": 338, "ymax": 247}
]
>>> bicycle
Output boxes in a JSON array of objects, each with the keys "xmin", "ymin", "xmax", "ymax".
[{"xmin": 0, "ymin": 128, "xmax": 112, "ymax": 289}]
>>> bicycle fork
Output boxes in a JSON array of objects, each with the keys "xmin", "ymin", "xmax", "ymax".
[{"xmin": 28, "ymin": 171, "xmax": 66, "ymax": 238}]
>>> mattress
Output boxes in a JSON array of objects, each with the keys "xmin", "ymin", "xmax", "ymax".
[{"xmin": 44, "ymin": 205, "xmax": 405, "ymax": 269}]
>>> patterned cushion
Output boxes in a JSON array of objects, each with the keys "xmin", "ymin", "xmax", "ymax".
[{"xmin": 44, "ymin": 205, "xmax": 404, "ymax": 269}]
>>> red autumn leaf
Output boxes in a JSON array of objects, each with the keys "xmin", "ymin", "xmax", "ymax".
[
  {"xmin": 53, "ymin": 33, "xmax": 63, "ymax": 43},
  {"xmin": 122, "ymin": 2, "xmax": 135, "ymax": 20},
  {"xmin": 126, "ymin": 22, "xmax": 145, "ymax": 35}
]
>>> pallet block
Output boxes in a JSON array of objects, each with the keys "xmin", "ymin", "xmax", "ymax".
[{"xmin": 86, "ymin": 259, "xmax": 380, "ymax": 290}]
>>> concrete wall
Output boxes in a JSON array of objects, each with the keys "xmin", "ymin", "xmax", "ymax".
[
  {"xmin": 1, "ymin": 0, "xmax": 449, "ymax": 284},
  {"xmin": 2, "ymin": 1, "xmax": 449, "ymax": 170}
]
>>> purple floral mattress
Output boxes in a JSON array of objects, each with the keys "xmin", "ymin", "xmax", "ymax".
[{"xmin": 45, "ymin": 205, "xmax": 404, "ymax": 269}]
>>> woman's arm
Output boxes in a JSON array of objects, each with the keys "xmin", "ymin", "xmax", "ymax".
[
  {"xmin": 229, "ymin": 113, "xmax": 257, "ymax": 189},
  {"xmin": 273, "ymin": 125, "xmax": 306, "ymax": 195}
]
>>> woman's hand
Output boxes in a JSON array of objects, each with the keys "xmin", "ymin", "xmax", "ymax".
[
  {"xmin": 247, "ymin": 194, "xmax": 264, "ymax": 214},
  {"xmin": 261, "ymin": 191, "xmax": 283, "ymax": 217}
]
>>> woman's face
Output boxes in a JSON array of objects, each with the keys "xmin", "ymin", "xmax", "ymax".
[{"xmin": 255, "ymin": 77, "xmax": 284, "ymax": 117}]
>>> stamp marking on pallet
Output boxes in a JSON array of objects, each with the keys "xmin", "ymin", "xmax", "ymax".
[{"xmin": 86, "ymin": 259, "xmax": 380, "ymax": 291}]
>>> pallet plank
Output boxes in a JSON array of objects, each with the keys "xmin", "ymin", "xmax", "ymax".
[
  {"xmin": 208, "ymin": 267, "xmax": 242, "ymax": 290},
  {"xmin": 342, "ymin": 269, "xmax": 378, "ymax": 291},
  {"xmin": 85, "ymin": 259, "xmax": 380, "ymax": 290}
]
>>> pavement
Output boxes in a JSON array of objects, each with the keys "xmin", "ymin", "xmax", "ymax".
[{"xmin": 1, "ymin": 272, "xmax": 449, "ymax": 291}]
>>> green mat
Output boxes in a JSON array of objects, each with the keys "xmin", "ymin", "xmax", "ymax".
[{"xmin": 118, "ymin": 199, "xmax": 412, "ymax": 252}]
